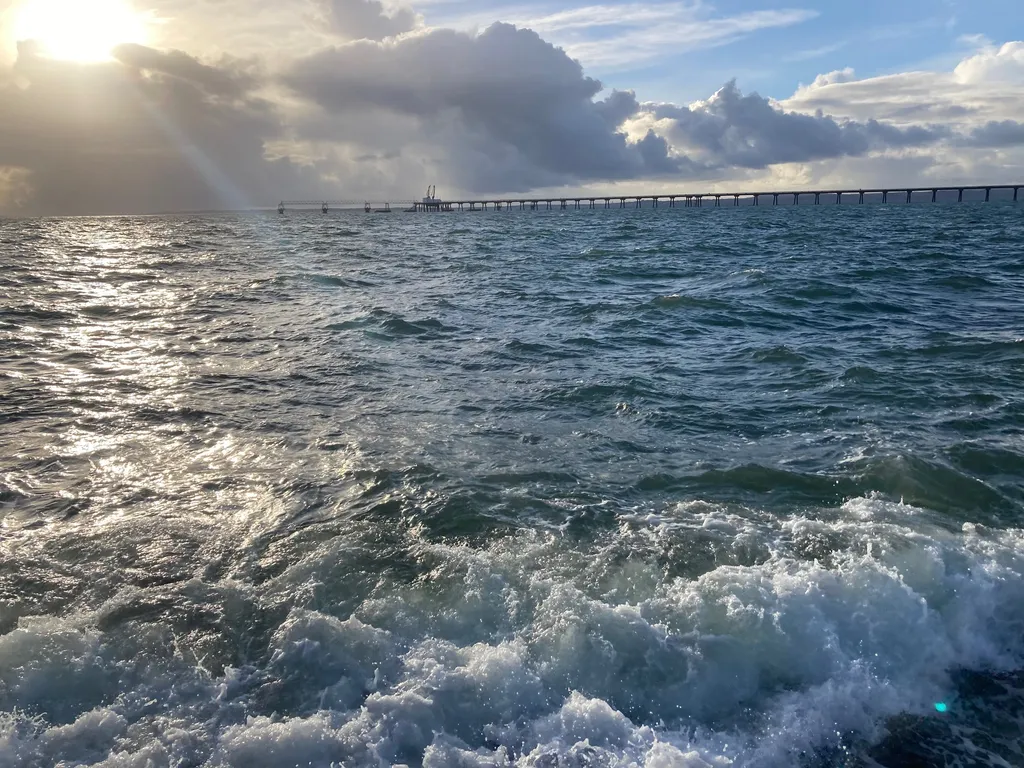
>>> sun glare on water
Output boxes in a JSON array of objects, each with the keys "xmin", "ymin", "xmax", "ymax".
[{"xmin": 13, "ymin": 0, "xmax": 149, "ymax": 62}]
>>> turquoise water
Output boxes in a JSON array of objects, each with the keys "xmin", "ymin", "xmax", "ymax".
[{"xmin": 1, "ymin": 204, "xmax": 1023, "ymax": 766}]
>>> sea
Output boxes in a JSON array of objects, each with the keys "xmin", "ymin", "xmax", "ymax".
[{"xmin": 1, "ymin": 202, "xmax": 1023, "ymax": 768}]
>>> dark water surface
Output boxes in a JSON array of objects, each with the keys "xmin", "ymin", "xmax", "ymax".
[{"xmin": 1, "ymin": 204, "xmax": 1023, "ymax": 767}]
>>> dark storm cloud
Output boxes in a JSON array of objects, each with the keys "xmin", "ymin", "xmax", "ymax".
[
  {"xmin": 964, "ymin": 119, "xmax": 1024, "ymax": 148},
  {"xmin": 593, "ymin": 89, "xmax": 641, "ymax": 127},
  {"xmin": 0, "ymin": 45, "xmax": 327, "ymax": 215},
  {"xmin": 284, "ymin": 23, "xmax": 682, "ymax": 191},
  {"xmin": 652, "ymin": 80, "xmax": 947, "ymax": 170},
  {"xmin": 324, "ymin": 0, "xmax": 417, "ymax": 41}
]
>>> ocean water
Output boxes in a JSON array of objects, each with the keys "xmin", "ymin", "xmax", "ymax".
[{"xmin": 1, "ymin": 203, "xmax": 1023, "ymax": 768}]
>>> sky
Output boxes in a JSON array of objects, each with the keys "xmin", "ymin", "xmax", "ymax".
[{"xmin": 0, "ymin": 0, "xmax": 1022, "ymax": 215}]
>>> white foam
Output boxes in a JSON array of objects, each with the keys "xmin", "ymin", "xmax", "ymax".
[{"xmin": 1, "ymin": 496, "xmax": 1023, "ymax": 767}]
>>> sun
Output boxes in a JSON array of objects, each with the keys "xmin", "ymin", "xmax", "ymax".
[{"xmin": 12, "ymin": 0, "xmax": 150, "ymax": 63}]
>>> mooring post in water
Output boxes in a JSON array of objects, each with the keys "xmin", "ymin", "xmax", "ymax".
[{"xmin": 1015, "ymin": 187, "xmax": 1019, "ymax": 201}]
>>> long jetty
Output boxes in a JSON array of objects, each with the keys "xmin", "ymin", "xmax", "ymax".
[{"xmin": 278, "ymin": 184, "xmax": 1021, "ymax": 213}]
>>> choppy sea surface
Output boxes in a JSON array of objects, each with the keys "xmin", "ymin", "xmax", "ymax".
[{"xmin": 1, "ymin": 203, "xmax": 1023, "ymax": 767}]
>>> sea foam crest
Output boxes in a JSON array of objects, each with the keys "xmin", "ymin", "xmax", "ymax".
[{"xmin": 1, "ymin": 495, "xmax": 1023, "ymax": 766}]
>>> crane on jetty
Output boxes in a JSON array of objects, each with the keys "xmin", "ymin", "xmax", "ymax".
[{"xmin": 277, "ymin": 183, "xmax": 1021, "ymax": 214}]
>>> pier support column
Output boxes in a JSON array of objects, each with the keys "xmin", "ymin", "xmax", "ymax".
[
  {"xmin": 958, "ymin": 189, "xmax": 963, "ymax": 203},
  {"xmin": 836, "ymin": 193, "xmax": 841, "ymax": 205},
  {"xmin": 932, "ymin": 190, "xmax": 937, "ymax": 203},
  {"xmin": 985, "ymin": 188, "xmax": 991, "ymax": 202},
  {"xmin": 714, "ymin": 195, "xmax": 720, "ymax": 207},
  {"xmin": 1015, "ymin": 187, "xmax": 1019, "ymax": 202},
  {"xmin": 620, "ymin": 198, "xmax": 626, "ymax": 208},
  {"xmin": 653, "ymin": 197, "xmax": 659, "ymax": 208},
  {"xmin": 906, "ymin": 190, "xmax": 912, "ymax": 204},
  {"xmin": 794, "ymin": 193, "xmax": 800, "ymax": 205},
  {"xmin": 882, "ymin": 191, "xmax": 888, "ymax": 204},
  {"xmin": 814, "ymin": 193, "xmax": 820, "ymax": 205},
  {"xmin": 773, "ymin": 194, "xmax": 779, "ymax": 206},
  {"xmin": 859, "ymin": 192, "xmax": 864, "ymax": 204},
  {"xmin": 670, "ymin": 197, "xmax": 675, "ymax": 208},
  {"xmin": 734, "ymin": 195, "xmax": 740, "ymax": 206}
]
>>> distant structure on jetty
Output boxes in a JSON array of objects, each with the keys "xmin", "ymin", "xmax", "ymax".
[{"xmin": 277, "ymin": 183, "xmax": 1020, "ymax": 214}]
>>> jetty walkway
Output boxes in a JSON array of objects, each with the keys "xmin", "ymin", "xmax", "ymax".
[{"xmin": 278, "ymin": 184, "xmax": 1021, "ymax": 213}]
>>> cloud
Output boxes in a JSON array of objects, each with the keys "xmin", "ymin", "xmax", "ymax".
[
  {"xmin": 964, "ymin": 120, "xmax": 1024, "ymax": 148},
  {"xmin": 554, "ymin": 7, "xmax": 819, "ymax": 69},
  {"xmin": 0, "ymin": 44, "xmax": 327, "ymax": 215},
  {"xmin": 323, "ymin": 0, "xmax": 419, "ymax": 41},
  {"xmin": 424, "ymin": 3, "xmax": 818, "ymax": 71},
  {"xmin": 112, "ymin": 43, "xmax": 259, "ymax": 98},
  {"xmin": 284, "ymin": 23, "xmax": 682, "ymax": 192},
  {"xmin": 786, "ymin": 43, "xmax": 1024, "ymax": 127},
  {"xmin": 805, "ymin": 67, "xmax": 856, "ymax": 89},
  {"xmin": 0, "ymin": 0, "xmax": 1023, "ymax": 215},
  {"xmin": 645, "ymin": 80, "xmax": 946, "ymax": 171},
  {"xmin": 0, "ymin": 165, "xmax": 32, "ymax": 209},
  {"xmin": 954, "ymin": 41, "xmax": 1024, "ymax": 84}
]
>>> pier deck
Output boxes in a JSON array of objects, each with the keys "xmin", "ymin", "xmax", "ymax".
[{"xmin": 278, "ymin": 184, "xmax": 1021, "ymax": 213}]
